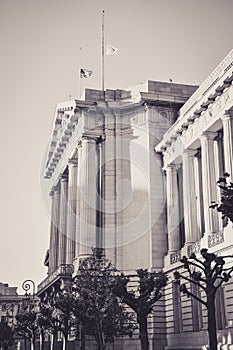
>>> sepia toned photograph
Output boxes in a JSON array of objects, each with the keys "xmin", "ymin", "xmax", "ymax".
[{"xmin": 0, "ymin": 1, "xmax": 233, "ymax": 349}]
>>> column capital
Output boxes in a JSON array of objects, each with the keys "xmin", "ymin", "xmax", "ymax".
[
  {"xmin": 49, "ymin": 188, "xmax": 55, "ymax": 197},
  {"xmin": 68, "ymin": 158, "xmax": 78, "ymax": 167},
  {"xmin": 76, "ymin": 140, "xmax": 82, "ymax": 148},
  {"xmin": 199, "ymin": 131, "xmax": 218, "ymax": 141},
  {"xmin": 182, "ymin": 148, "xmax": 197, "ymax": 159},
  {"xmin": 222, "ymin": 109, "xmax": 233, "ymax": 122},
  {"xmin": 60, "ymin": 173, "xmax": 68, "ymax": 182},
  {"xmin": 165, "ymin": 163, "xmax": 178, "ymax": 172},
  {"xmin": 53, "ymin": 184, "xmax": 60, "ymax": 195},
  {"xmin": 82, "ymin": 136, "xmax": 97, "ymax": 144}
]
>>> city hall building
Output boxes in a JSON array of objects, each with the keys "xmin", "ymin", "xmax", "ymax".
[{"xmin": 38, "ymin": 49, "xmax": 233, "ymax": 349}]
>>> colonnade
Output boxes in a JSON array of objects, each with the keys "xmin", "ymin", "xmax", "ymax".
[
  {"xmin": 166, "ymin": 110, "xmax": 233, "ymax": 254},
  {"xmin": 48, "ymin": 137, "xmax": 100, "ymax": 274}
]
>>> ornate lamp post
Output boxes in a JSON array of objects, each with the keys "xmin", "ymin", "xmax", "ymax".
[{"xmin": 22, "ymin": 280, "xmax": 36, "ymax": 311}]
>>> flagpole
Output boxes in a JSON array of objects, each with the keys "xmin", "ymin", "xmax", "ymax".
[
  {"xmin": 101, "ymin": 10, "xmax": 105, "ymax": 91},
  {"xmin": 79, "ymin": 46, "xmax": 83, "ymax": 98}
]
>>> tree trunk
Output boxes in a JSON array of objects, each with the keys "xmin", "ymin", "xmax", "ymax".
[
  {"xmin": 40, "ymin": 331, "xmax": 44, "ymax": 350},
  {"xmin": 24, "ymin": 337, "xmax": 27, "ymax": 350},
  {"xmin": 50, "ymin": 334, "xmax": 56, "ymax": 350},
  {"xmin": 207, "ymin": 294, "xmax": 217, "ymax": 350},
  {"xmin": 96, "ymin": 321, "xmax": 105, "ymax": 350},
  {"xmin": 30, "ymin": 336, "xmax": 35, "ymax": 350},
  {"xmin": 80, "ymin": 322, "xmax": 86, "ymax": 350},
  {"xmin": 138, "ymin": 313, "xmax": 149, "ymax": 350},
  {"xmin": 62, "ymin": 334, "xmax": 68, "ymax": 350}
]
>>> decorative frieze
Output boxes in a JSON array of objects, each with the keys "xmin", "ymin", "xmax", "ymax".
[
  {"xmin": 180, "ymin": 49, "xmax": 233, "ymax": 117},
  {"xmin": 187, "ymin": 241, "xmax": 201, "ymax": 257},
  {"xmin": 155, "ymin": 53, "xmax": 233, "ymax": 162},
  {"xmin": 160, "ymin": 87, "xmax": 233, "ymax": 166},
  {"xmin": 208, "ymin": 230, "xmax": 224, "ymax": 248},
  {"xmin": 170, "ymin": 251, "xmax": 181, "ymax": 264}
]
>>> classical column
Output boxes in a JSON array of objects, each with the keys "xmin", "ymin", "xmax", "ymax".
[
  {"xmin": 79, "ymin": 137, "xmax": 97, "ymax": 257},
  {"xmin": 66, "ymin": 158, "xmax": 78, "ymax": 265},
  {"xmin": 48, "ymin": 189, "xmax": 55, "ymax": 274},
  {"xmin": 166, "ymin": 163, "xmax": 180, "ymax": 252},
  {"xmin": 182, "ymin": 150, "xmax": 199, "ymax": 244},
  {"xmin": 49, "ymin": 186, "xmax": 60, "ymax": 271},
  {"xmin": 58, "ymin": 174, "xmax": 68, "ymax": 265},
  {"xmin": 102, "ymin": 112, "xmax": 117, "ymax": 265},
  {"xmin": 200, "ymin": 131, "xmax": 219, "ymax": 233},
  {"xmin": 48, "ymin": 187, "xmax": 60, "ymax": 273},
  {"xmin": 75, "ymin": 143, "xmax": 82, "ymax": 258},
  {"xmin": 222, "ymin": 110, "xmax": 233, "ymax": 180}
]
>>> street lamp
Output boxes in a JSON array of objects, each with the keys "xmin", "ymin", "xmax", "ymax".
[{"xmin": 22, "ymin": 280, "xmax": 36, "ymax": 311}]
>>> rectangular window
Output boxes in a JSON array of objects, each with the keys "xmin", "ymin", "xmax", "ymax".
[
  {"xmin": 191, "ymin": 282, "xmax": 203, "ymax": 331},
  {"xmin": 215, "ymin": 286, "xmax": 226, "ymax": 330},
  {"xmin": 172, "ymin": 281, "xmax": 183, "ymax": 333}
]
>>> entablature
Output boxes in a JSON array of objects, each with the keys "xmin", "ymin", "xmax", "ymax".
[{"xmin": 156, "ymin": 49, "xmax": 233, "ymax": 166}]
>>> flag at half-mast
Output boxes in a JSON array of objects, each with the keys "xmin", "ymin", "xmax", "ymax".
[
  {"xmin": 80, "ymin": 68, "xmax": 93, "ymax": 78},
  {"xmin": 106, "ymin": 44, "xmax": 118, "ymax": 55}
]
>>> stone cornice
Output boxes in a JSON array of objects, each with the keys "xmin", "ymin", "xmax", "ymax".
[
  {"xmin": 140, "ymin": 91, "xmax": 189, "ymax": 106},
  {"xmin": 44, "ymin": 100, "xmax": 146, "ymax": 183},
  {"xmin": 155, "ymin": 49, "xmax": 233, "ymax": 154}
]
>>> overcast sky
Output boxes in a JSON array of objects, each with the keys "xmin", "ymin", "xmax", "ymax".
[{"xmin": 0, "ymin": 0, "xmax": 233, "ymax": 294}]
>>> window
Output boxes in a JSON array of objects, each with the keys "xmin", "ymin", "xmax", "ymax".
[
  {"xmin": 215, "ymin": 286, "xmax": 226, "ymax": 330},
  {"xmin": 191, "ymin": 282, "xmax": 203, "ymax": 331},
  {"xmin": 172, "ymin": 281, "xmax": 183, "ymax": 333}
]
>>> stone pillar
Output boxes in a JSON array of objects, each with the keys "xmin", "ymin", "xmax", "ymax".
[
  {"xmin": 182, "ymin": 150, "xmax": 199, "ymax": 244},
  {"xmin": 51, "ymin": 186, "xmax": 60, "ymax": 271},
  {"xmin": 166, "ymin": 163, "xmax": 180, "ymax": 252},
  {"xmin": 75, "ymin": 143, "xmax": 82, "ymax": 258},
  {"xmin": 103, "ymin": 112, "xmax": 117, "ymax": 265},
  {"xmin": 79, "ymin": 137, "xmax": 97, "ymax": 258},
  {"xmin": 66, "ymin": 158, "xmax": 78, "ymax": 265},
  {"xmin": 222, "ymin": 110, "xmax": 233, "ymax": 181},
  {"xmin": 58, "ymin": 174, "xmax": 68, "ymax": 265},
  {"xmin": 48, "ymin": 187, "xmax": 60, "ymax": 273},
  {"xmin": 200, "ymin": 131, "xmax": 219, "ymax": 233},
  {"xmin": 48, "ymin": 189, "xmax": 55, "ymax": 273}
]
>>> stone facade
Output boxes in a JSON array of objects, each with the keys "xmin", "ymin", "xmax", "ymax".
[
  {"xmin": 156, "ymin": 49, "xmax": 233, "ymax": 350},
  {"xmin": 39, "ymin": 49, "xmax": 233, "ymax": 349}
]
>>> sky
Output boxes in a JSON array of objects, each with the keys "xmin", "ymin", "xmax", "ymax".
[{"xmin": 0, "ymin": 0, "xmax": 233, "ymax": 294}]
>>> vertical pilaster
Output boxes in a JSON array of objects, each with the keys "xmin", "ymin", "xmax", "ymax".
[
  {"xmin": 200, "ymin": 131, "xmax": 219, "ymax": 233},
  {"xmin": 103, "ymin": 112, "xmax": 117, "ymax": 265},
  {"xmin": 75, "ymin": 143, "xmax": 82, "ymax": 258},
  {"xmin": 79, "ymin": 137, "xmax": 97, "ymax": 258},
  {"xmin": 66, "ymin": 158, "xmax": 78, "ymax": 264},
  {"xmin": 182, "ymin": 150, "xmax": 199, "ymax": 244},
  {"xmin": 166, "ymin": 164, "xmax": 180, "ymax": 252},
  {"xmin": 52, "ymin": 186, "xmax": 60, "ymax": 271},
  {"xmin": 48, "ymin": 189, "xmax": 55, "ymax": 273},
  {"xmin": 58, "ymin": 174, "xmax": 68, "ymax": 265},
  {"xmin": 222, "ymin": 110, "xmax": 233, "ymax": 181}
]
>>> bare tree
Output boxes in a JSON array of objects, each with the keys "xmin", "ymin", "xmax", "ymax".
[
  {"xmin": 72, "ymin": 250, "xmax": 136, "ymax": 350},
  {"xmin": 112, "ymin": 269, "xmax": 168, "ymax": 350},
  {"xmin": 174, "ymin": 248, "xmax": 233, "ymax": 350}
]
